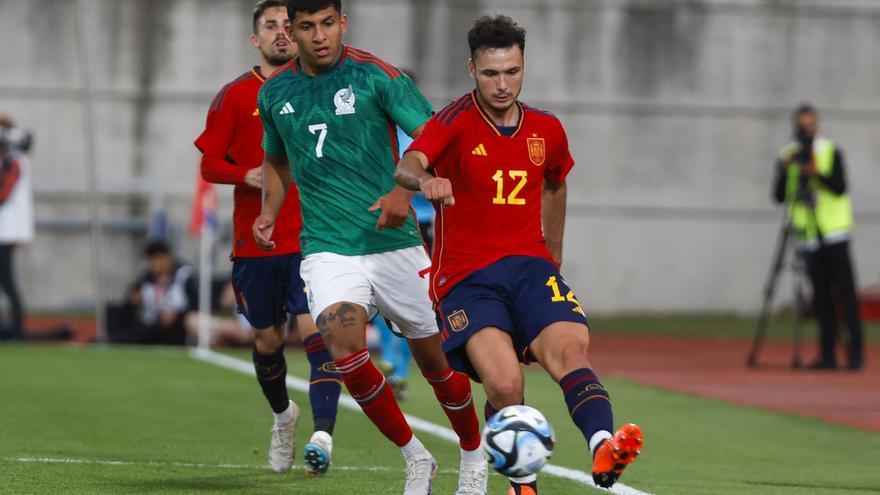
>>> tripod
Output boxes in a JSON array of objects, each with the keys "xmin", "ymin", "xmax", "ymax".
[{"xmin": 747, "ymin": 212, "xmax": 809, "ymax": 368}]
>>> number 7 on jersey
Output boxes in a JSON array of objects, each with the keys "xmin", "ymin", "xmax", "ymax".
[{"xmin": 308, "ymin": 123, "xmax": 328, "ymax": 158}]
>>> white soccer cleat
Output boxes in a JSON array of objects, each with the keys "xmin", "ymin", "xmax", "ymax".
[
  {"xmin": 303, "ymin": 430, "xmax": 333, "ymax": 475},
  {"xmin": 403, "ymin": 453, "xmax": 438, "ymax": 495},
  {"xmin": 268, "ymin": 400, "xmax": 300, "ymax": 473},
  {"xmin": 455, "ymin": 458, "xmax": 488, "ymax": 495}
]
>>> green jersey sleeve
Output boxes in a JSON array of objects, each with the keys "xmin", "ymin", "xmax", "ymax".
[
  {"xmin": 258, "ymin": 90, "xmax": 286, "ymax": 157},
  {"xmin": 377, "ymin": 73, "xmax": 433, "ymax": 136}
]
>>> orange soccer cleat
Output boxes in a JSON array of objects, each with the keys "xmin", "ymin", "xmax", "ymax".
[
  {"xmin": 592, "ymin": 423, "xmax": 643, "ymax": 488},
  {"xmin": 507, "ymin": 483, "xmax": 537, "ymax": 495}
]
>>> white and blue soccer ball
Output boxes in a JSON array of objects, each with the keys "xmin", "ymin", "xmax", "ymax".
[{"xmin": 482, "ymin": 405, "xmax": 555, "ymax": 478}]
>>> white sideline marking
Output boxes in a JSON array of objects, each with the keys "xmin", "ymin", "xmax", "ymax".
[
  {"xmin": 190, "ymin": 348, "xmax": 655, "ymax": 495},
  {"xmin": 4, "ymin": 456, "xmax": 460, "ymax": 474}
]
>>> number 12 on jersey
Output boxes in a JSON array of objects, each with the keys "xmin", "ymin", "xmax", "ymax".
[{"xmin": 492, "ymin": 170, "xmax": 527, "ymax": 205}]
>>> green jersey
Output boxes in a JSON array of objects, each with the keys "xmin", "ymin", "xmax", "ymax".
[{"xmin": 258, "ymin": 45, "xmax": 432, "ymax": 256}]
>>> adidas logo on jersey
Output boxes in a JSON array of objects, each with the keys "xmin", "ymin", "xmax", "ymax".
[
  {"xmin": 279, "ymin": 102, "xmax": 295, "ymax": 115},
  {"xmin": 471, "ymin": 143, "xmax": 487, "ymax": 156}
]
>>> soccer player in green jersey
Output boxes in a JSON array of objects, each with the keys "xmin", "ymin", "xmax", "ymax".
[{"xmin": 251, "ymin": 1, "xmax": 487, "ymax": 494}]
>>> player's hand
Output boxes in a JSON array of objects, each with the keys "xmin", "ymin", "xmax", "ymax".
[
  {"xmin": 420, "ymin": 177, "xmax": 455, "ymax": 207},
  {"xmin": 546, "ymin": 240, "xmax": 563, "ymax": 268},
  {"xmin": 244, "ymin": 167, "xmax": 263, "ymax": 189},
  {"xmin": 252, "ymin": 212, "xmax": 277, "ymax": 251},
  {"xmin": 369, "ymin": 190, "xmax": 410, "ymax": 230}
]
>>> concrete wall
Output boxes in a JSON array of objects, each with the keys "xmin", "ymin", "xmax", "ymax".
[{"xmin": 1, "ymin": 0, "xmax": 878, "ymax": 313}]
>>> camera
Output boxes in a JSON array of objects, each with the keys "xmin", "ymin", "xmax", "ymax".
[
  {"xmin": 793, "ymin": 127, "xmax": 812, "ymax": 166},
  {"xmin": 0, "ymin": 126, "xmax": 33, "ymax": 153}
]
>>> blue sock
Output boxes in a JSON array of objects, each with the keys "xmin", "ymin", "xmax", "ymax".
[
  {"xmin": 391, "ymin": 332, "xmax": 412, "ymax": 381},
  {"xmin": 252, "ymin": 346, "xmax": 290, "ymax": 414},
  {"xmin": 377, "ymin": 317, "xmax": 396, "ymax": 369},
  {"xmin": 559, "ymin": 368, "xmax": 613, "ymax": 447},
  {"xmin": 303, "ymin": 333, "xmax": 342, "ymax": 434}
]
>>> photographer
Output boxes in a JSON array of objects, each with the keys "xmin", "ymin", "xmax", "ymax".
[
  {"xmin": 0, "ymin": 114, "xmax": 34, "ymax": 341},
  {"xmin": 773, "ymin": 104, "xmax": 863, "ymax": 370}
]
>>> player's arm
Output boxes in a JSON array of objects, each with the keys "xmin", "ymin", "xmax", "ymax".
[
  {"xmin": 370, "ymin": 72, "xmax": 439, "ymax": 230},
  {"xmin": 200, "ymin": 152, "xmax": 262, "ymax": 189},
  {"xmin": 195, "ymin": 90, "xmax": 262, "ymax": 188},
  {"xmin": 394, "ymin": 150, "xmax": 455, "ymax": 207},
  {"xmin": 252, "ymin": 154, "xmax": 290, "ymax": 251},
  {"xmin": 368, "ymin": 122, "xmax": 427, "ymax": 230},
  {"xmin": 542, "ymin": 178, "xmax": 567, "ymax": 267}
]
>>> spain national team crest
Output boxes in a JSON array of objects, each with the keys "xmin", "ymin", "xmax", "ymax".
[
  {"xmin": 447, "ymin": 309, "xmax": 469, "ymax": 333},
  {"xmin": 527, "ymin": 137, "xmax": 545, "ymax": 166}
]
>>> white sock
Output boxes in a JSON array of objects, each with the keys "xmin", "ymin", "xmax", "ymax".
[
  {"xmin": 400, "ymin": 435, "xmax": 428, "ymax": 460},
  {"xmin": 510, "ymin": 473, "xmax": 536, "ymax": 484},
  {"xmin": 274, "ymin": 401, "xmax": 294, "ymax": 425},
  {"xmin": 589, "ymin": 430, "xmax": 613, "ymax": 454},
  {"xmin": 460, "ymin": 446, "xmax": 484, "ymax": 464}
]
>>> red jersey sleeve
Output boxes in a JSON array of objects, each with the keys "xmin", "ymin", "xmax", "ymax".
[
  {"xmin": 407, "ymin": 113, "xmax": 459, "ymax": 176},
  {"xmin": 544, "ymin": 120, "xmax": 574, "ymax": 184},
  {"xmin": 194, "ymin": 87, "xmax": 248, "ymax": 185},
  {"xmin": 0, "ymin": 156, "xmax": 21, "ymax": 204}
]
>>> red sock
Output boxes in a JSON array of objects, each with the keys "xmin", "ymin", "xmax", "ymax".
[
  {"xmin": 335, "ymin": 349, "xmax": 413, "ymax": 447},
  {"xmin": 423, "ymin": 368, "xmax": 481, "ymax": 451}
]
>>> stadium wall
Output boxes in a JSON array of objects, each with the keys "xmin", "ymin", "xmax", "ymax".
[{"xmin": 0, "ymin": 0, "xmax": 878, "ymax": 313}]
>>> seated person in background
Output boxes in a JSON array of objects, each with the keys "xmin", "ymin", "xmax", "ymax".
[
  {"xmin": 184, "ymin": 280, "xmax": 252, "ymax": 347},
  {"xmin": 106, "ymin": 240, "xmax": 197, "ymax": 345}
]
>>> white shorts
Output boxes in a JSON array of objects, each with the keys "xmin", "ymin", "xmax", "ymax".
[{"xmin": 299, "ymin": 246, "xmax": 438, "ymax": 339}]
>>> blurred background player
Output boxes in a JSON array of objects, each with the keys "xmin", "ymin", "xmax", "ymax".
[
  {"xmin": 395, "ymin": 15, "xmax": 643, "ymax": 493},
  {"xmin": 0, "ymin": 114, "xmax": 34, "ymax": 341},
  {"xmin": 194, "ymin": 0, "xmax": 341, "ymax": 475},
  {"xmin": 773, "ymin": 103, "xmax": 863, "ymax": 371},
  {"xmin": 252, "ymin": 1, "xmax": 486, "ymax": 493}
]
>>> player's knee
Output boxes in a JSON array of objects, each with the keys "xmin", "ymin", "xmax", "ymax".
[
  {"xmin": 253, "ymin": 326, "xmax": 284, "ymax": 355},
  {"xmin": 329, "ymin": 340, "xmax": 363, "ymax": 359},
  {"xmin": 409, "ymin": 337, "xmax": 448, "ymax": 374},
  {"xmin": 485, "ymin": 377, "xmax": 524, "ymax": 407}
]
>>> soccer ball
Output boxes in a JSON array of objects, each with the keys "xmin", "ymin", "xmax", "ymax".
[{"xmin": 482, "ymin": 405, "xmax": 555, "ymax": 477}]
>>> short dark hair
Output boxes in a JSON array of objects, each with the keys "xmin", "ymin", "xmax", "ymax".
[
  {"xmin": 792, "ymin": 102, "xmax": 816, "ymax": 120},
  {"xmin": 144, "ymin": 240, "xmax": 171, "ymax": 258},
  {"xmin": 252, "ymin": 0, "xmax": 288, "ymax": 33},
  {"xmin": 286, "ymin": 0, "xmax": 341, "ymax": 20},
  {"xmin": 467, "ymin": 15, "xmax": 526, "ymax": 58}
]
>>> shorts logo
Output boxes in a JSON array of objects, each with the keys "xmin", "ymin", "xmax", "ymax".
[
  {"xmin": 527, "ymin": 136, "xmax": 545, "ymax": 166},
  {"xmin": 334, "ymin": 85, "xmax": 356, "ymax": 115},
  {"xmin": 234, "ymin": 287, "xmax": 250, "ymax": 316},
  {"xmin": 321, "ymin": 362, "xmax": 337, "ymax": 373},
  {"xmin": 447, "ymin": 309, "xmax": 469, "ymax": 333}
]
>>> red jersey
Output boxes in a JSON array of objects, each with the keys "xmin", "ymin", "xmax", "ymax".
[
  {"xmin": 194, "ymin": 67, "xmax": 302, "ymax": 258},
  {"xmin": 408, "ymin": 91, "xmax": 574, "ymax": 302}
]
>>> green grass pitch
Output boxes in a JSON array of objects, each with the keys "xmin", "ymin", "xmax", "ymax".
[{"xmin": 1, "ymin": 344, "xmax": 879, "ymax": 494}]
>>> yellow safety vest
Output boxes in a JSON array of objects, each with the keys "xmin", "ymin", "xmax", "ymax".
[{"xmin": 779, "ymin": 138, "xmax": 853, "ymax": 242}]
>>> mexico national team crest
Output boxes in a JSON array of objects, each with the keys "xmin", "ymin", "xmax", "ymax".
[
  {"xmin": 334, "ymin": 84, "xmax": 356, "ymax": 115},
  {"xmin": 527, "ymin": 137, "xmax": 545, "ymax": 166},
  {"xmin": 447, "ymin": 309, "xmax": 469, "ymax": 333}
]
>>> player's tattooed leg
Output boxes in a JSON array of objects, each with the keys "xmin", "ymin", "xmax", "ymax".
[{"xmin": 316, "ymin": 303, "xmax": 361, "ymax": 338}]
